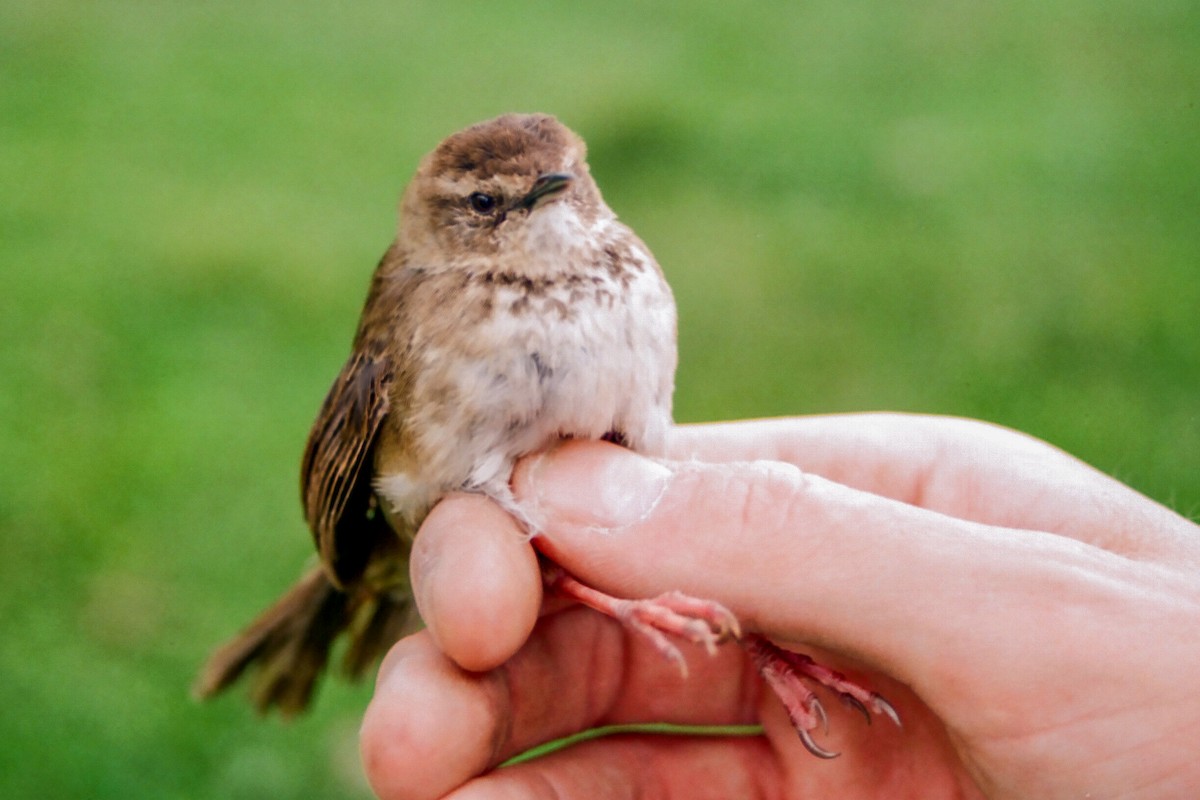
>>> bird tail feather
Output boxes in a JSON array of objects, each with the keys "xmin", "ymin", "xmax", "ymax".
[{"xmin": 194, "ymin": 566, "xmax": 413, "ymax": 715}]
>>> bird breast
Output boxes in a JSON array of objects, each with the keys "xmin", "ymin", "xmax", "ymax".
[{"xmin": 374, "ymin": 223, "xmax": 676, "ymax": 526}]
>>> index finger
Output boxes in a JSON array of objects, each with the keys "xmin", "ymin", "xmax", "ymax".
[
  {"xmin": 511, "ymin": 442, "xmax": 1200, "ymax": 729},
  {"xmin": 669, "ymin": 413, "xmax": 1199, "ymax": 565},
  {"xmin": 360, "ymin": 606, "xmax": 766, "ymax": 800}
]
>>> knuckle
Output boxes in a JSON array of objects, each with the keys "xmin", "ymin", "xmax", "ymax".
[{"xmin": 727, "ymin": 460, "xmax": 810, "ymax": 542}]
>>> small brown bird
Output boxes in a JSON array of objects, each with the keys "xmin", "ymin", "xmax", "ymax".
[{"xmin": 196, "ymin": 113, "xmax": 897, "ymax": 757}]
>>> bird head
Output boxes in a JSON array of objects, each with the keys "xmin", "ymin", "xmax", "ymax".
[{"xmin": 398, "ymin": 114, "xmax": 611, "ymax": 274}]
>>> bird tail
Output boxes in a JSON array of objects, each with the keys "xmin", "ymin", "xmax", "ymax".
[{"xmin": 194, "ymin": 566, "xmax": 414, "ymax": 716}]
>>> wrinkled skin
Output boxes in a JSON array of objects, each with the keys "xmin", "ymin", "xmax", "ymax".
[{"xmin": 361, "ymin": 414, "xmax": 1200, "ymax": 800}]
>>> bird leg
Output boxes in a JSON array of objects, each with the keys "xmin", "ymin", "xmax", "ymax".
[
  {"xmin": 538, "ymin": 559, "xmax": 900, "ymax": 758},
  {"xmin": 744, "ymin": 633, "xmax": 901, "ymax": 758},
  {"xmin": 540, "ymin": 561, "xmax": 740, "ymax": 678}
]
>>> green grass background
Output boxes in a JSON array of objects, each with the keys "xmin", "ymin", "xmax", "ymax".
[{"xmin": 3, "ymin": 1, "xmax": 1197, "ymax": 796}]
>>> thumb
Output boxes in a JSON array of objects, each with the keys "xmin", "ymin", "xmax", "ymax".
[
  {"xmin": 511, "ymin": 440, "xmax": 890, "ymax": 649},
  {"xmin": 508, "ymin": 438, "xmax": 1198, "ymax": 781},
  {"xmin": 510, "ymin": 439, "xmax": 1002, "ymax": 687}
]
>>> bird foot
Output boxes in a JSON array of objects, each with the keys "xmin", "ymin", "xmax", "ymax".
[
  {"xmin": 540, "ymin": 562, "xmax": 898, "ymax": 759},
  {"xmin": 744, "ymin": 633, "xmax": 900, "ymax": 758},
  {"xmin": 541, "ymin": 563, "xmax": 739, "ymax": 677}
]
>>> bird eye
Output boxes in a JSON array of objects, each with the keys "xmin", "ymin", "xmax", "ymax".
[{"xmin": 468, "ymin": 192, "xmax": 497, "ymax": 214}]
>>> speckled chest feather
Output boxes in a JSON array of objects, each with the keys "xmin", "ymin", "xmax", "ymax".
[{"xmin": 372, "ymin": 216, "xmax": 677, "ymax": 532}]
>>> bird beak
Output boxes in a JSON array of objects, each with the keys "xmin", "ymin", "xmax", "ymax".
[{"xmin": 518, "ymin": 172, "xmax": 574, "ymax": 210}]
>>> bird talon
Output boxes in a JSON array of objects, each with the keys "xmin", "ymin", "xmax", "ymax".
[
  {"xmin": 704, "ymin": 605, "xmax": 741, "ymax": 641},
  {"xmin": 798, "ymin": 727, "xmax": 840, "ymax": 759},
  {"xmin": 873, "ymin": 693, "xmax": 902, "ymax": 728},
  {"xmin": 681, "ymin": 620, "xmax": 718, "ymax": 654},
  {"xmin": 841, "ymin": 692, "xmax": 871, "ymax": 724},
  {"xmin": 811, "ymin": 696, "xmax": 829, "ymax": 735}
]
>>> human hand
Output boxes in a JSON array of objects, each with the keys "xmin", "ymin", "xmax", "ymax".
[{"xmin": 360, "ymin": 413, "xmax": 1200, "ymax": 799}]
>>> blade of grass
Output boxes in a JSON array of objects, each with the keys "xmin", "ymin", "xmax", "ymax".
[{"xmin": 500, "ymin": 723, "xmax": 766, "ymax": 767}]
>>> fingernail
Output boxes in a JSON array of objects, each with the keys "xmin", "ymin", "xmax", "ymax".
[{"xmin": 518, "ymin": 442, "xmax": 672, "ymax": 531}]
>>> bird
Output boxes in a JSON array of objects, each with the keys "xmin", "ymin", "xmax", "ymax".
[{"xmin": 195, "ymin": 112, "xmax": 898, "ymax": 758}]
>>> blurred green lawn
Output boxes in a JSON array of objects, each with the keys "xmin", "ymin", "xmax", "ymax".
[{"xmin": 2, "ymin": 1, "xmax": 1197, "ymax": 796}]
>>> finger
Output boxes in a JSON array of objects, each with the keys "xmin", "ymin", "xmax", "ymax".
[
  {"xmin": 361, "ymin": 634, "xmax": 498, "ymax": 800},
  {"xmin": 444, "ymin": 710, "xmax": 966, "ymax": 800},
  {"xmin": 511, "ymin": 441, "xmax": 1199, "ymax": 715},
  {"xmin": 361, "ymin": 608, "xmax": 762, "ymax": 800},
  {"xmin": 513, "ymin": 440, "xmax": 931, "ymax": 662},
  {"xmin": 444, "ymin": 736, "xmax": 782, "ymax": 800},
  {"xmin": 411, "ymin": 493, "xmax": 542, "ymax": 672},
  {"xmin": 668, "ymin": 413, "xmax": 1199, "ymax": 564}
]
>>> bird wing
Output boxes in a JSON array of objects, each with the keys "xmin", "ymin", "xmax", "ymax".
[
  {"xmin": 300, "ymin": 248, "xmax": 425, "ymax": 589},
  {"xmin": 300, "ymin": 340, "xmax": 395, "ymax": 588}
]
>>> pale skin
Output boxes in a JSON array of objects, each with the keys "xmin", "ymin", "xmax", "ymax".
[{"xmin": 359, "ymin": 413, "xmax": 1200, "ymax": 800}]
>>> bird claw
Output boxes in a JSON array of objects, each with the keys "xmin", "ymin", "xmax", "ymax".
[
  {"xmin": 840, "ymin": 692, "xmax": 871, "ymax": 724},
  {"xmin": 542, "ymin": 566, "xmax": 738, "ymax": 675},
  {"xmin": 839, "ymin": 689, "xmax": 902, "ymax": 729},
  {"xmin": 745, "ymin": 634, "xmax": 901, "ymax": 757},
  {"xmin": 811, "ymin": 695, "xmax": 829, "ymax": 735},
  {"xmin": 648, "ymin": 590, "xmax": 741, "ymax": 643},
  {"xmin": 614, "ymin": 591, "xmax": 738, "ymax": 667},
  {"xmin": 542, "ymin": 565, "xmax": 900, "ymax": 760},
  {"xmin": 798, "ymin": 727, "xmax": 840, "ymax": 759},
  {"xmin": 872, "ymin": 692, "xmax": 902, "ymax": 728}
]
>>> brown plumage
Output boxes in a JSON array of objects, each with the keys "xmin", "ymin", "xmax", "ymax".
[
  {"xmin": 196, "ymin": 114, "xmax": 898, "ymax": 757},
  {"xmin": 196, "ymin": 113, "xmax": 679, "ymax": 713}
]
